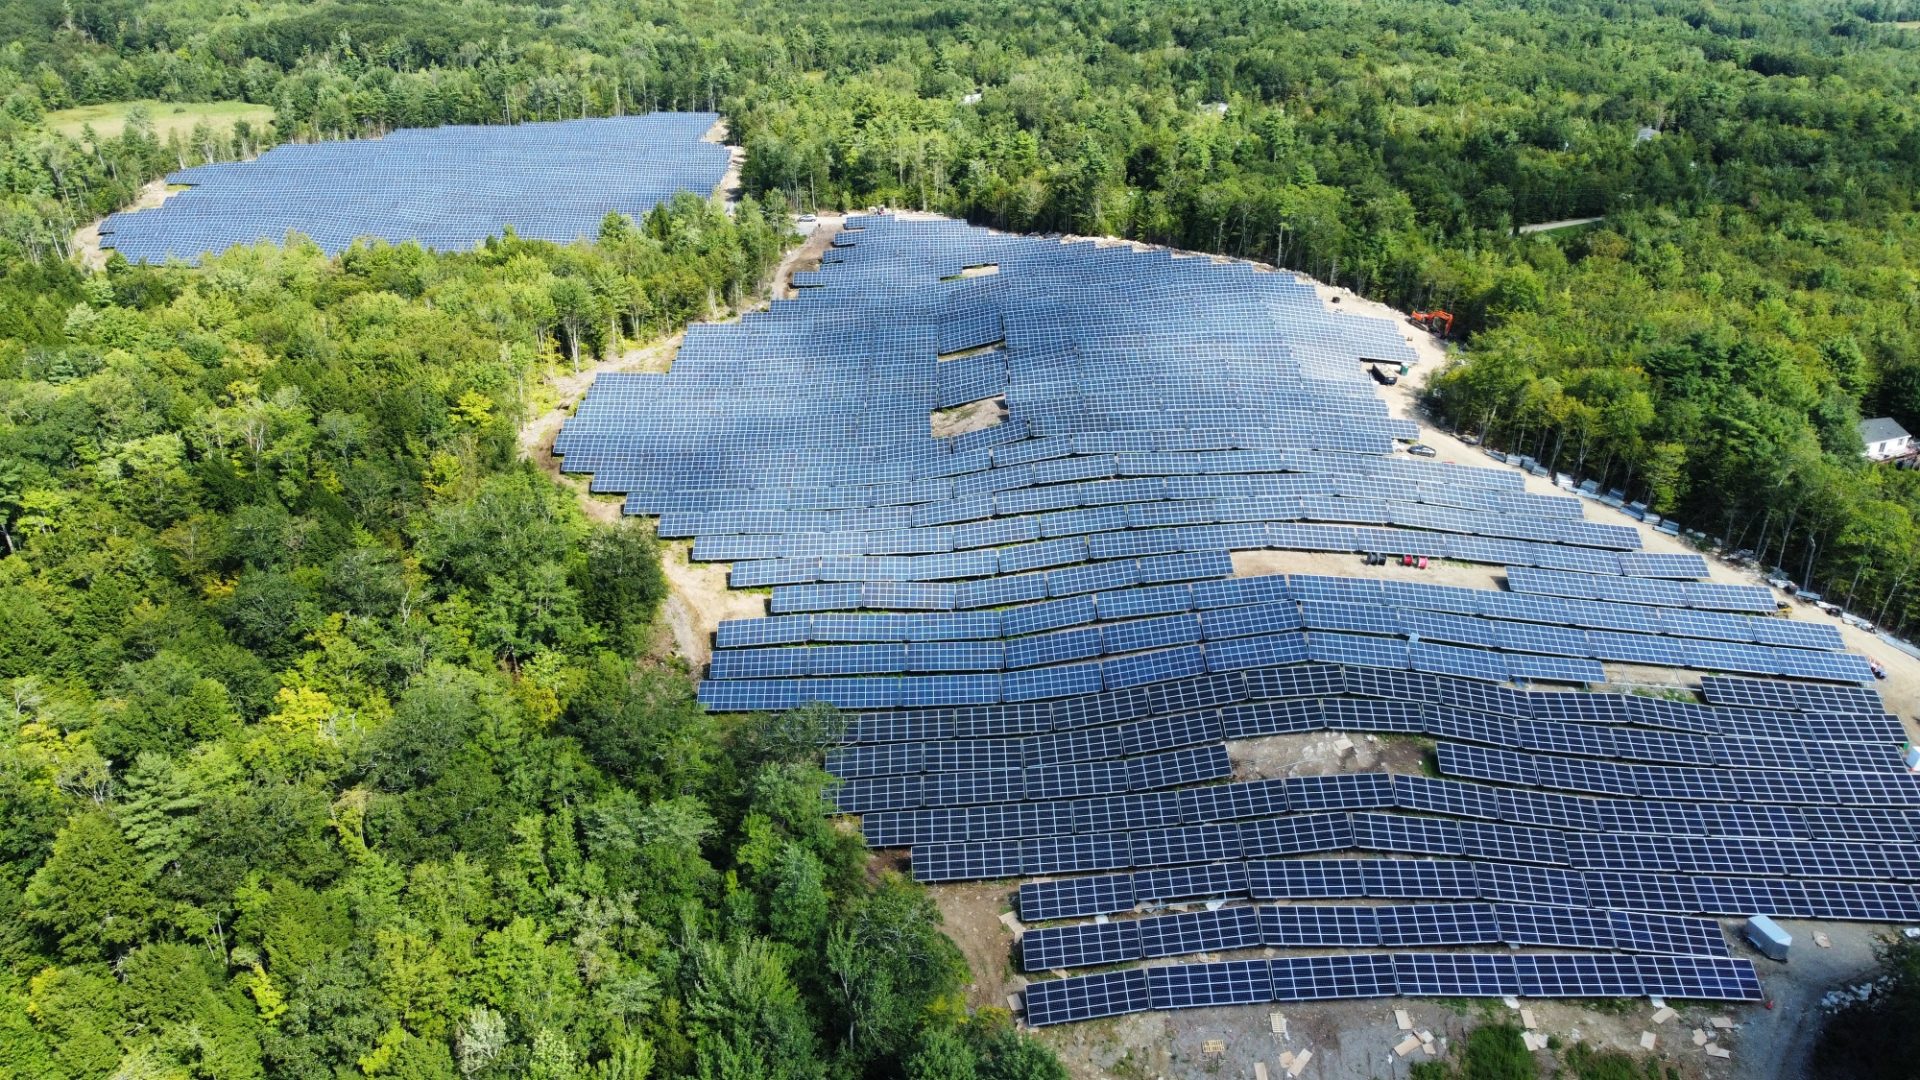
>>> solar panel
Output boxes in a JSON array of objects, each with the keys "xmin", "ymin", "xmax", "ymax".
[
  {"xmin": 1134, "ymin": 861, "xmax": 1251, "ymax": 904},
  {"xmin": 1393, "ymin": 953, "xmax": 1518, "ymax": 996},
  {"xmin": 1128, "ymin": 744, "xmax": 1233, "ymax": 790},
  {"xmin": 1025, "ymin": 832, "xmax": 1133, "ymax": 876},
  {"xmin": 1608, "ymin": 910, "xmax": 1731, "ymax": 957},
  {"xmin": 1020, "ymin": 920, "xmax": 1143, "ymax": 971},
  {"xmin": 1240, "ymin": 813, "xmax": 1355, "ymax": 857},
  {"xmin": 1259, "ymin": 904, "xmax": 1380, "ymax": 947},
  {"xmin": 1496, "ymin": 903, "xmax": 1612, "ymax": 950},
  {"xmin": 1179, "ymin": 778, "xmax": 1289, "ymax": 823},
  {"xmin": 1023, "ymin": 968, "xmax": 1152, "ymax": 1026},
  {"xmin": 1139, "ymin": 905, "xmax": 1265, "ymax": 958},
  {"xmin": 1513, "ymin": 953, "xmax": 1644, "ymax": 997},
  {"xmin": 1270, "ymin": 954, "xmax": 1398, "ymax": 1000},
  {"xmin": 1634, "ymin": 956, "xmax": 1764, "ymax": 1001},
  {"xmin": 1145, "ymin": 959, "xmax": 1274, "ymax": 1009},
  {"xmin": 1019, "ymin": 874, "xmax": 1137, "ymax": 922},
  {"xmin": 1246, "ymin": 859, "xmax": 1369, "ymax": 900},
  {"xmin": 911, "ymin": 840, "xmax": 1024, "ymax": 883}
]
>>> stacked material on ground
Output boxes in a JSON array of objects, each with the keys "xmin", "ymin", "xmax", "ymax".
[
  {"xmin": 558, "ymin": 215, "xmax": 1913, "ymax": 1025},
  {"xmin": 100, "ymin": 113, "xmax": 728, "ymax": 262}
]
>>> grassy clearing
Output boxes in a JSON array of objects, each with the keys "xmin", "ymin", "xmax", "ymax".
[{"xmin": 46, "ymin": 99, "xmax": 274, "ymax": 141}]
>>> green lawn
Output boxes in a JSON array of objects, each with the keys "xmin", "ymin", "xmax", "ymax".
[{"xmin": 46, "ymin": 99, "xmax": 275, "ymax": 141}]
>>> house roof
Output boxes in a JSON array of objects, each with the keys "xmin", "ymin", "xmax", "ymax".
[{"xmin": 1860, "ymin": 416, "xmax": 1912, "ymax": 444}]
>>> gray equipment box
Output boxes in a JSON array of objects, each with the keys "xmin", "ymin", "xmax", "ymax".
[{"xmin": 1744, "ymin": 915, "xmax": 1791, "ymax": 962}]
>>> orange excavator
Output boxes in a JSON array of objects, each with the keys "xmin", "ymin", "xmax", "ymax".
[{"xmin": 1411, "ymin": 310, "xmax": 1454, "ymax": 338}]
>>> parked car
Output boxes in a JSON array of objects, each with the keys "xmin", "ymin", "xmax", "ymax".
[
  {"xmin": 1455, "ymin": 432, "xmax": 1481, "ymax": 446},
  {"xmin": 1869, "ymin": 657, "xmax": 1889, "ymax": 680},
  {"xmin": 1407, "ymin": 444, "xmax": 1437, "ymax": 457},
  {"xmin": 1369, "ymin": 364, "xmax": 1397, "ymax": 386}
]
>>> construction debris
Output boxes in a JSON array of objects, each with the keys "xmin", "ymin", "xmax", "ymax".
[
  {"xmin": 1519, "ymin": 1008, "xmax": 1538, "ymax": 1030},
  {"xmin": 1815, "ymin": 932, "xmax": 1833, "ymax": 948},
  {"xmin": 1522, "ymin": 1031, "xmax": 1550, "ymax": 1052},
  {"xmin": 1254, "ymin": 1065, "xmax": 1270, "ymax": 1080},
  {"xmin": 1692, "ymin": 1029, "xmax": 1709, "ymax": 1047},
  {"xmin": 1270, "ymin": 1012, "xmax": 1288, "ymax": 1036},
  {"xmin": 1652, "ymin": 1006, "xmax": 1677, "ymax": 1024},
  {"xmin": 1395, "ymin": 1035, "xmax": 1423, "ymax": 1057},
  {"xmin": 1395, "ymin": 1009, "xmax": 1412, "ymax": 1031},
  {"xmin": 1202, "ymin": 1039, "xmax": 1226, "ymax": 1058},
  {"xmin": 1287, "ymin": 1049, "xmax": 1313, "ymax": 1077},
  {"xmin": 1706, "ymin": 1044, "xmax": 1732, "ymax": 1060},
  {"xmin": 1640, "ymin": 1032, "xmax": 1658, "ymax": 1051},
  {"xmin": 1710, "ymin": 1017, "xmax": 1735, "ymax": 1030}
]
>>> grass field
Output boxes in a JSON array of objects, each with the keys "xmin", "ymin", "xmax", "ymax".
[{"xmin": 46, "ymin": 99, "xmax": 274, "ymax": 141}]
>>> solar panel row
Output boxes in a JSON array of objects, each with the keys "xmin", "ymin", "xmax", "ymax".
[
  {"xmin": 1022, "ymin": 953, "xmax": 1763, "ymax": 1025},
  {"xmin": 1014, "ymin": 859, "xmax": 1920, "ymax": 922},
  {"xmin": 1019, "ymin": 901, "xmax": 1728, "ymax": 971}
]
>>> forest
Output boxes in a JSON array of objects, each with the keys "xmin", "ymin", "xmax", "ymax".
[{"xmin": 5, "ymin": 0, "xmax": 1920, "ymax": 1075}]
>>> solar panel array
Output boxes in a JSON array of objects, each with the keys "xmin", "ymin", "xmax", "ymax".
[
  {"xmin": 554, "ymin": 214, "xmax": 1908, "ymax": 1024},
  {"xmin": 99, "ymin": 114, "xmax": 729, "ymax": 262}
]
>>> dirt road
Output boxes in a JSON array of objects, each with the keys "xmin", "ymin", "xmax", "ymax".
[{"xmin": 73, "ymin": 178, "xmax": 180, "ymax": 269}]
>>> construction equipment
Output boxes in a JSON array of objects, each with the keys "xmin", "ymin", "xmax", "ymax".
[{"xmin": 1411, "ymin": 310, "xmax": 1454, "ymax": 337}]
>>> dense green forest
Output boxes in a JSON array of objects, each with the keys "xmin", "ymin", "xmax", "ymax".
[{"xmin": 6, "ymin": 0, "xmax": 1920, "ymax": 1074}]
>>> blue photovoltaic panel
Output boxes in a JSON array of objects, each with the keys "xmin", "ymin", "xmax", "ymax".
[
  {"xmin": 1261, "ymin": 904, "xmax": 1380, "ymax": 947},
  {"xmin": 1270, "ymin": 954, "xmax": 1398, "ymax": 1000},
  {"xmin": 1146, "ymin": 959, "xmax": 1273, "ymax": 1009},
  {"xmin": 1139, "ymin": 905, "xmax": 1264, "ymax": 958},
  {"xmin": 1024, "ymin": 969, "xmax": 1151, "ymax": 1026},
  {"xmin": 1020, "ymin": 920, "xmax": 1142, "ymax": 971},
  {"xmin": 1018, "ymin": 874, "xmax": 1137, "ymax": 922},
  {"xmin": 1135, "ymin": 861, "xmax": 1250, "ymax": 904}
]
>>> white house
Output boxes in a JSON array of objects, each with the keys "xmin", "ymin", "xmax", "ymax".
[{"xmin": 1860, "ymin": 417, "xmax": 1914, "ymax": 462}]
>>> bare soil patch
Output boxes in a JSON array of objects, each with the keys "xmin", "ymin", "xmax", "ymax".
[
  {"xmin": 657, "ymin": 540, "xmax": 766, "ymax": 668},
  {"xmin": 775, "ymin": 214, "xmax": 845, "ymax": 299},
  {"xmin": 1233, "ymin": 549, "xmax": 1509, "ymax": 594},
  {"xmin": 74, "ymin": 178, "xmax": 181, "ymax": 269},
  {"xmin": 933, "ymin": 881, "xmax": 1027, "ymax": 1013},
  {"xmin": 931, "ymin": 395, "xmax": 1009, "ymax": 439},
  {"xmin": 703, "ymin": 116, "xmax": 747, "ymax": 206}
]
